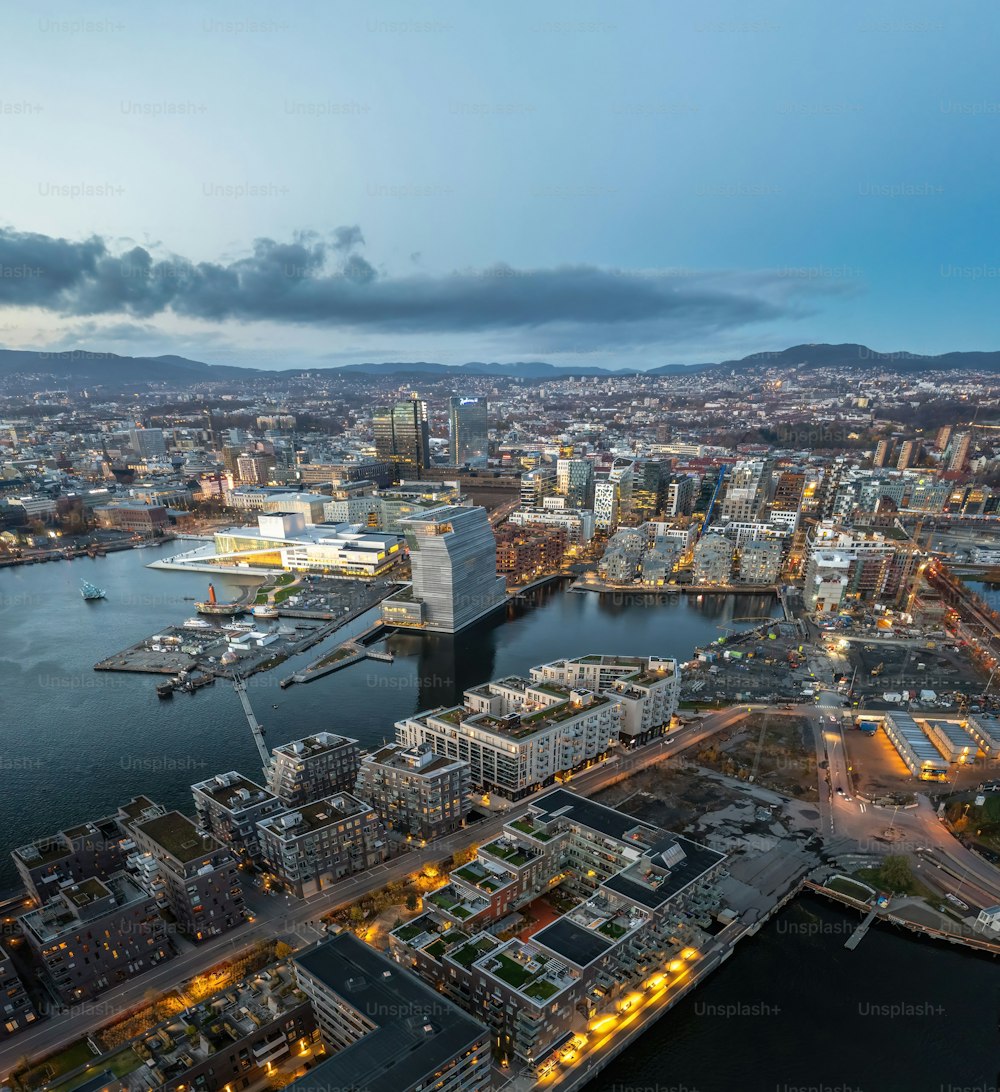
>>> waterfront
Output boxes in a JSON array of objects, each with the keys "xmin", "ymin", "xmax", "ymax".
[
  {"xmin": 0, "ymin": 547, "xmax": 776, "ymax": 890},
  {"xmin": 586, "ymin": 895, "xmax": 999, "ymax": 1092}
]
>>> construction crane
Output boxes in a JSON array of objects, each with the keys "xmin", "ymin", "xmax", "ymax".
[{"xmin": 233, "ymin": 672, "xmax": 270, "ymax": 772}]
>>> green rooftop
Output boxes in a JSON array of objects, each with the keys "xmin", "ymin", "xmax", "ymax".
[{"xmin": 137, "ymin": 811, "xmax": 218, "ymax": 864}]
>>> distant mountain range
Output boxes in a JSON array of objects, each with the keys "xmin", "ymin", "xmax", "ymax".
[{"xmin": 2, "ymin": 343, "xmax": 1000, "ymax": 389}]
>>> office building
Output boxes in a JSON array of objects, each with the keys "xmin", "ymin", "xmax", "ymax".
[
  {"xmin": 20, "ymin": 873, "xmax": 171, "ymax": 1002},
  {"xmin": 192, "ymin": 772, "xmax": 284, "ymax": 866},
  {"xmin": 291, "ymin": 933, "xmax": 491, "ymax": 1092},
  {"xmin": 355, "ymin": 742, "xmax": 472, "ymax": 840},
  {"xmin": 382, "ymin": 505, "xmax": 507, "ymax": 633},
  {"xmin": 256, "ymin": 794, "xmax": 388, "ymax": 897},
  {"xmin": 128, "ymin": 427, "xmax": 166, "ymax": 458},
  {"xmin": 128, "ymin": 812, "xmax": 246, "ymax": 941},
  {"xmin": 556, "ymin": 457, "xmax": 594, "ymax": 508},
  {"xmin": 374, "ymin": 396, "xmax": 431, "ymax": 480},
  {"xmin": 449, "ymin": 396, "xmax": 489, "ymax": 467},
  {"xmin": 93, "ymin": 501, "xmax": 169, "ymax": 535},
  {"xmin": 664, "ymin": 476, "xmax": 696, "ymax": 517},
  {"xmin": 266, "ymin": 733, "xmax": 362, "ymax": 808},
  {"xmin": 236, "ymin": 452, "xmax": 275, "ymax": 485},
  {"xmin": 520, "ymin": 466, "xmax": 557, "ymax": 508},
  {"xmin": 593, "ymin": 478, "xmax": 621, "ymax": 533},
  {"xmin": 396, "ymin": 676, "xmax": 622, "ymax": 798}
]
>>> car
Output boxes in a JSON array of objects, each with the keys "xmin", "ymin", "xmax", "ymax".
[
  {"xmin": 836, "ymin": 785, "xmax": 844, "ymax": 795},
  {"xmin": 664, "ymin": 736, "xmax": 676, "ymax": 744}
]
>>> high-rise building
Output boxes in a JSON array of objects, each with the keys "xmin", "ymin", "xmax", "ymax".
[
  {"xmin": 128, "ymin": 427, "xmax": 166, "ymax": 458},
  {"xmin": 519, "ymin": 466, "xmax": 557, "ymax": 508},
  {"xmin": 664, "ymin": 476, "xmax": 696, "ymax": 517},
  {"xmin": 609, "ymin": 458, "xmax": 635, "ymax": 521},
  {"xmin": 896, "ymin": 440, "xmax": 921, "ymax": 470},
  {"xmin": 192, "ymin": 772, "xmax": 284, "ymax": 866},
  {"xmin": 448, "ymin": 396, "xmax": 489, "ymax": 466},
  {"xmin": 382, "ymin": 505, "xmax": 507, "ymax": 632},
  {"xmin": 374, "ymin": 396, "xmax": 431, "ymax": 480},
  {"xmin": 236, "ymin": 452, "xmax": 275, "ymax": 485},
  {"xmin": 355, "ymin": 742, "xmax": 472, "ymax": 840},
  {"xmin": 949, "ymin": 432, "xmax": 972, "ymax": 471},
  {"xmin": 556, "ymin": 457, "xmax": 594, "ymax": 507},
  {"xmin": 935, "ymin": 425, "xmax": 953, "ymax": 452},
  {"xmin": 872, "ymin": 439, "xmax": 892, "ymax": 468},
  {"xmin": 0, "ymin": 949, "xmax": 37, "ymax": 1038},
  {"xmin": 256, "ymin": 794, "xmax": 388, "ymax": 897},
  {"xmin": 593, "ymin": 478, "xmax": 621, "ymax": 532},
  {"xmin": 265, "ymin": 733, "xmax": 362, "ymax": 808}
]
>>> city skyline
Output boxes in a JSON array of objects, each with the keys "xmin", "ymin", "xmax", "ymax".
[{"xmin": 2, "ymin": 1, "xmax": 999, "ymax": 369}]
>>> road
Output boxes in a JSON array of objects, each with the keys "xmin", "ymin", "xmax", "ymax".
[{"xmin": 0, "ymin": 707, "xmax": 745, "ymax": 1078}]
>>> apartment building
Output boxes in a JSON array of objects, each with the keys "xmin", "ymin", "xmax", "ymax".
[
  {"xmin": 529, "ymin": 654, "xmax": 680, "ymax": 745},
  {"xmin": 192, "ymin": 772, "xmax": 284, "ymax": 866},
  {"xmin": 389, "ymin": 789, "xmax": 726, "ymax": 1069},
  {"xmin": 129, "ymin": 812, "xmax": 246, "ymax": 941},
  {"xmin": 265, "ymin": 733, "xmax": 362, "ymax": 808},
  {"xmin": 494, "ymin": 523, "xmax": 567, "ymax": 583},
  {"xmin": 0, "ymin": 950, "xmax": 38, "ymax": 1038},
  {"xmin": 396, "ymin": 678, "xmax": 622, "ymax": 799},
  {"xmin": 509, "ymin": 506, "xmax": 595, "ymax": 545},
  {"xmin": 20, "ymin": 873, "xmax": 171, "ymax": 1002},
  {"xmin": 291, "ymin": 933, "xmax": 491, "ymax": 1092},
  {"xmin": 737, "ymin": 538, "xmax": 784, "ymax": 584},
  {"xmin": 692, "ymin": 535, "xmax": 734, "ymax": 584},
  {"xmin": 256, "ymin": 794, "xmax": 388, "ymax": 898},
  {"xmin": 355, "ymin": 742, "xmax": 472, "ymax": 841}
]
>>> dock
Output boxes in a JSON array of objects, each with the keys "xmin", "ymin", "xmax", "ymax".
[
  {"xmin": 845, "ymin": 907, "xmax": 878, "ymax": 949},
  {"xmin": 279, "ymin": 623, "xmax": 393, "ymax": 688}
]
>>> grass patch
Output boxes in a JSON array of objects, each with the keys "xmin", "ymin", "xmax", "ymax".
[
  {"xmin": 598, "ymin": 920, "xmax": 627, "ymax": 939},
  {"xmin": 46, "ymin": 1048, "xmax": 144, "ymax": 1092},
  {"xmin": 276, "ymin": 572, "xmax": 295, "ymax": 586},
  {"xmin": 827, "ymin": 877, "xmax": 873, "ymax": 903},
  {"xmin": 273, "ymin": 586, "xmax": 297, "ymax": 604},
  {"xmin": 493, "ymin": 954, "xmax": 533, "ymax": 987},
  {"xmin": 14, "ymin": 1038, "xmax": 99, "ymax": 1090},
  {"xmin": 524, "ymin": 979, "xmax": 560, "ymax": 1001}
]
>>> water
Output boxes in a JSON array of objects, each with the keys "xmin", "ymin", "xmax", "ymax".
[
  {"xmin": 0, "ymin": 549, "xmax": 775, "ymax": 889},
  {"xmin": 586, "ymin": 896, "xmax": 999, "ymax": 1092},
  {"xmin": 2, "ymin": 552, "xmax": 996, "ymax": 1089}
]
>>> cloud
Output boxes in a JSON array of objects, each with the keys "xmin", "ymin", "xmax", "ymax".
[{"xmin": 0, "ymin": 225, "xmax": 851, "ymax": 342}]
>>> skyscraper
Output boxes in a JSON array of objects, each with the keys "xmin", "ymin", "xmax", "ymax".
[
  {"xmin": 556, "ymin": 457, "xmax": 594, "ymax": 507},
  {"xmin": 949, "ymin": 432, "xmax": 972, "ymax": 472},
  {"xmin": 381, "ymin": 505, "xmax": 507, "ymax": 632},
  {"xmin": 448, "ymin": 396, "xmax": 489, "ymax": 466},
  {"xmin": 128, "ymin": 426, "xmax": 166, "ymax": 458},
  {"xmin": 374, "ymin": 395, "xmax": 432, "ymax": 481}
]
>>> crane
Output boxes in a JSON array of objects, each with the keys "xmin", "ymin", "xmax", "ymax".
[{"xmin": 233, "ymin": 672, "xmax": 270, "ymax": 773}]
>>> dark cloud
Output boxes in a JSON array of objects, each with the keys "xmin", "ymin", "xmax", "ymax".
[{"xmin": 0, "ymin": 225, "xmax": 848, "ymax": 338}]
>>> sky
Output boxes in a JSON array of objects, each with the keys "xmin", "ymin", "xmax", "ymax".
[{"xmin": 1, "ymin": 0, "xmax": 998, "ymax": 370}]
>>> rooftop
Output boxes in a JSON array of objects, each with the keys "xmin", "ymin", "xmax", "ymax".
[
  {"xmin": 260, "ymin": 795, "xmax": 371, "ymax": 837},
  {"xmin": 193, "ymin": 772, "xmax": 275, "ymax": 810},
  {"xmin": 272, "ymin": 732, "xmax": 359, "ymax": 760},
  {"xmin": 291, "ymin": 934, "xmax": 487, "ymax": 1092},
  {"xmin": 136, "ymin": 811, "xmax": 221, "ymax": 864}
]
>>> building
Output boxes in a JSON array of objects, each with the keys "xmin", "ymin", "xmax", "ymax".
[
  {"xmin": 664, "ymin": 476, "xmax": 696, "ymax": 517},
  {"xmin": 556, "ymin": 457, "xmax": 594, "ymax": 508},
  {"xmin": 128, "ymin": 427, "xmax": 166, "ymax": 458},
  {"xmin": 236, "ymin": 452, "xmax": 275, "ymax": 485},
  {"xmin": 381, "ymin": 505, "xmax": 507, "ymax": 633},
  {"xmin": 355, "ymin": 742, "xmax": 472, "ymax": 840},
  {"xmin": 720, "ymin": 458, "xmax": 773, "ymax": 523},
  {"xmin": 0, "ymin": 950, "xmax": 38, "ymax": 1038},
  {"xmin": 13, "ymin": 812, "xmax": 139, "ymax": 905},
  {"xmin": 132, "ymin": 959, "xmax": 319, "ymax": 1092},
  {"xmin": 737, "ymin": 539, "xmax": 783, "ymax": 584},
  {"xmin": 494, "ymin": 523, "xmax": 567, "ymax": 584},
  {"xmin": 882, "ymin": 713, "xmax": 949, "ymax": 781},
  {"xmin": 94, "ymin": 501, "xmax": 169, "ymax": 535},
  {"xmin": 509, "ymin": 505, "xmax": 594, "ymax": 545},
  {"xmin": 803, "ymin": 549, "xmax": 851, "ymax": 612},
  {"xmin": 256, "ymin": 794, "xmax": 388, "ymax": 897},
  {"xmin": 520, "ymin": 466, "xmax": 557, "ymax": 508},
  {"xmin": 396, "ymin": 677, "xmax": 621, "ymax": 798},
  {"xmin": 374, "ymin": 396, "xmax": 432, "ymax": 480},
  {"xmin": 529, "ymin": 653, "xmax": 679, "ymax": 745},
  {"xmin": 872, "ymin": 439, "xmax": 892, "ymax": 468},
  {"xmin": 374, "ymin": 479, "xmax": 464, "ymax": 532},
  {"xmin": 212, "ymin": 514, "xmax": 403, "ymax": 576},
  {"xmin": 388, "ymin": 789, "xmax": 725, "ymax": 1069},
  {"xmin": 923, "ymin": 719, "xmax": 976, "ymax": 764},
  {"xmin": 896, "ymin": 440, "xmax": 921, "ymax": 471},
  {"xmin": 692, "ymin": 535, "xmax": 734, "ymax": 584},
  {"xmin": 192, "ymin": 772, "xmax": 284, "ymax": 867},
  {"xmin": 291, "ymin": 933, "xmax": 491, "ymax": 1092},
  {"xmin": 20, "ymin": 873, "xmax": 171, "ymax": 1002},
  {"xmin": 129, "ymin": 812, "xmax": 246, "ymax": 941},
  {"xmin": 266, "ymin": 733, "xmax": 362, "ymax": 808},
  {"xmin": 593, "ymin": 478, "xmax": 621, "ymax": 533},
  {"xmin": 949, "ymin": 431, "xmax": 972, "ymax": 472},
  {"xmin": 965, "ymin": 713, "xmax": 1000, "ymax": 759},
  {"xmin": 449, "ymin": 396, "xmax": 489, "ymax": 467}
]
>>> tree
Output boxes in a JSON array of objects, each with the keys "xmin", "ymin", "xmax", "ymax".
[
  {"xmin": 274, "ymin": 941, "xmax": 294, "ymax": 959},
  {"xmin": 348, "ymin": 905, "xmax": 365, "ymax": 923},
  {"xmin": 405, "ymin": 892, "xmax": 419, "ymax": 912},
  {"xmin": 878, "ymin": 855, "xmax": 914, "ymax": 894}
]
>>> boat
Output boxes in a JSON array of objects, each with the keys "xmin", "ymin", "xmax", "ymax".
[
  {"xmin": 182, "ymin": 618, "xmax": 215, "ymax": 630},
  {"xmin": 252, "ymin": 604, "xmax": 279, "ymax": 619},
  {"xmin": 81, "ymin": 580, "xmax": 106, "ymax": 601},
  {"xmin": 194, "ymin": 582, "xmax": 246, "ymax": 617}
]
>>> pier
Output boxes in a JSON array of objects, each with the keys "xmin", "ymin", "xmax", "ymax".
[{"xmin": 845, "ymin": 907, "xmax": 878, "ymax": 949}]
